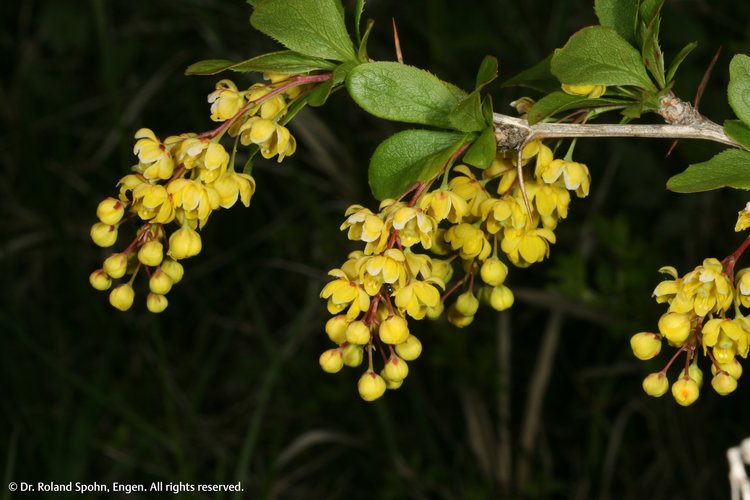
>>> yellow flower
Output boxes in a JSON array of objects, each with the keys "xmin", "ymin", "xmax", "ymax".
[
  {"xmin": 245, "ymin": 83, "xmax": 288, "ymax": 120},
  {"xmin": 561, "ymin": 83, "xmax": 606, "ymax": 99},
  {"xmin": 670, "ymin": 258, "xmax": 733, "ymax": 316},
  {"xmin": 239, "ymin": 117, "xmax": 296, "ymax": 162},
  {"xmin": 392, "ymin": 279, "xmax": 443, "ymax": 319},
  {"xmin": 481, "ymin": 196, "xmax": 530, "ymax": 233},
  {"xmin": 357, "ymin": 249, "xmax": 409, "ymax": 295},
  {"xmin": 671, "ymin": 376, "xmax": 699, "ymax": 406},
  {"xmin": 129, "ymin": 183, "xmax": 175, "ymax": 224},
  {"xmin": 319, "ymin": 263, "xmax": 371, "ymax": 320},
  {"xmin": 340, "ymin": 205, "xmax": 389, "ymax": 253},
  {"xmin": 449, "ymin": 165, "xmax": 491, "ymax": 217},
  {"xmin": 536, "ymin": 159, "xmax": 591, "ymax": 197},
  {"xmin": 173, "ymin": 138, "xmax": 230, "ymax": 184},
  {"xmin": 500, "ymin": 226, "xmax": 556, "ymax": 267},
  {"xmin": 736, "ymin": 202, "xmax": 750, "ymax": 232},
  {"xmin": 207, "ymin": 79, "xmax": 247, "ymax": 122},
  {"xmin": 210, "ymin": 171, "xmax": 256, "ymax": 208},
  {"xmin": 168, "ymin": 179, "xmax": 220, "ymax": 228},
  {"xmin": 702, "ymin": 318, "xmax": 750, "ymax": 362},
  {"xmin": 444, "ymin": 223, "xmax": 492, "ymax": 260},
  {"xmin": 391, "ymin": 206, "xmax": 437, "ymax": 249},
  {"xmin": 526, "ymin": 182, "xmax": 570, "ymax": 229},
  {"xmin": 418, "ymin": 189, "xmax": 468, "ymax": 223},
  {"xmin": 132, "ymin": 128, "xmax": 174, "ymax": 181}
]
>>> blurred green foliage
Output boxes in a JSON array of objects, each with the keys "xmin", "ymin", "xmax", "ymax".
[{"xmin": 2, "ymin": 0, "xmax": 750, "ymax": 499}]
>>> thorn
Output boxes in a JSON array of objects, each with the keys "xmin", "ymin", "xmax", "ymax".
[
  {"xmin": 392, "ymin": 18, "xmax": 404, "ymax": 64},
  {"xmin": 695, "ymin": 46, "xmax": 722, "ymax": 110},
  {"xmin": 668, "ymin": 46, "xmax": 721, "ymax": 158}
]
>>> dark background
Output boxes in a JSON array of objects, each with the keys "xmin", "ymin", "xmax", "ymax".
[{"xmin": 2, "ymin": 0, "xmax": 750, "ymax": 498}]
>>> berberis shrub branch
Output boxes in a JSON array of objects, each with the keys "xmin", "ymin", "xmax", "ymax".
[{"xmin": 88, "ymin": 0, "xmax": 750, "ymax": 404}]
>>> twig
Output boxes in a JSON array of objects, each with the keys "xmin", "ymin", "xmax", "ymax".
[{"xmin": 493, "ymin": 92, "xmax": 740, "ymax": 151}]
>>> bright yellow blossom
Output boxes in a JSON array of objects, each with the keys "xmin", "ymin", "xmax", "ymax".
[{"xmin": 132, "ymin": 128, "xmax": 174, "ymax": 181}]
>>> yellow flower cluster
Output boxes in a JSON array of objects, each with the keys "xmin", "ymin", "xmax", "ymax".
[
  {"xmin": 320, "ymin": 142, "xmax": 592, "ymax": 400},
  {"xmin": 633, "ymin": 214, "xmax": 750, "ymax": 405},
  {"xmin": 90, "ymin": 74, "xmax": 304, "ymax": 311}
]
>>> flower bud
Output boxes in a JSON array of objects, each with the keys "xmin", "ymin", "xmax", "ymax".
[
  {"xmin": 89, "ymin": 269, "xmax": 112, "ymax": 291},
  {"xmin": 357, "ymin": 370, "xmax": 386, "ymax": 402},
  {"xmin": 379, "ymin": 315, "xmax": 409, "ymax": 344},
  {"xmin": 109, "ymin": 283, "xmax": 135, "ymax": 311},
  {"xmin": 149, "ymin": 269, "xmax": 173, "ymax": 295},
  {"xmin": 168, "ymin": 227, "xmax": 202, "ymax": 260},
  {"xmin": 671, "ymin": 376, "xmax": 700, "ymax": 406},
  {"xmin": 657, "ymin": 312, "xmax": 691, "ymax": 345},
  {"xmin": 711, "ymin": 359, "xmax": 743, "ymax": 380},
  {"xmin": 447, "ymin": 305, "xmax": 474, "ymax": 328},
  {"xmin": 455, "ymin": 291, "xmax": 479, "ymax": 316},
  {"xmin": 346, "ymin": 321, "xmax": 371, "ymax": 345},
  {"xmin": 383, "ymin": 355, "xmax": 409, "ymax": 382},
  {"xmin": 382, "ymin": 373, "xmax": 403, "ymax": 390},
  {"xmin": 425, "ymin": 303, "xmax": 444, "ymax": 320},
  {"xmin": 160, "ymin": 259, "xmax": 184, "ymax": 283},
  {"xmin": 711, "ymin": 371, "xmax": 738, "ymax": 395},
  {"xmin": 629, "ymin": 332, "xmax": 661, "ymax": 360},
  {"xmin": 480, "ymin": 257, "xmax": 508, "ymax": 286},
  {"xmin": 642, "ymin": 372, "xmax": 668, "ymax": 397},
  {"xmin": 138, "ymin": 241, "xmax": 164, "ymax": 267},
  {"xmin": 103, "ymin": 253, "xmax": 129, "ymax": 279},
  {"xmin": 490, "ymin": 285, "xmax": 514, "ymax": 311},
  {"xmin": 395, "ymin": 334, "xmax": 422, "ymax": 361},
  {"xmin": 713, "ymin": 344, "xmax": 736, "ymax": 365},
  {"xmin": 325, "ymin": 315, "xmax": 349, "ymax": 344},
  {"xmin": 96, "ymin": 197, "xmax": 125, "ymax": 225},
  {"xmin": 319, "ymin": 349, "xmax": 344, "ymax": 373},
  {"xmin": 90, "ymin": 222, "xmax": 118, "ymax": 247},
  {"xmin": 688, "ymin": 363, "xmax": 703, "ymax": 388},
  {"xmin": 342, "ymin": 344, "xmax": 364, "ymax": 367},
  {"xmin": 146, "ymin": 293, "xmax": 168, "ymax": 313}
]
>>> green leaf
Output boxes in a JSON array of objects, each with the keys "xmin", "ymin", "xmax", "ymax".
[
  {"xmin": 594, "ymin": 0, "xmax": 637, "ymax": 43},
  {"xmin": 463, "ymin": 126, "xmax": 496, "ymax": 168},
  {"xmin": 724, "ymin": 120, "xmax": 750, "ymax": 151},
  {"xmin": 502, "ymin": 54, "xmax": 559, "ymax": 93},
  {"xmin": 346, "ymin": 62, "xmax": 466, "ymax": 129},
  {"xmin": 185, "ymin": 59, "xmax": 236, "ymax": 75},
  {"xmin": 307, "ymin": 78, "xmax": 334, "ymax": 107},
  {"xmin": 357, "ymin": 19, "xmax": 375, "ymax": 62},
  {"xmin": 551, "ymin": 26, "xmax": 655, "ymax": 90},
  {"xmin": 666, "ymin": 41, "xmax": 697, "ymax": 84},
  {"xmin": 354, "ymin": 0, "xmax": 365, "ymax": 44},
  {"xmin": 475, "ymin": 55, "xmax": 498, "ymax": 90},
  {"xmin": 729, "ymin": 54, "xmax": 750, "ymax": 126},
  {"xmin": 482, "ymin": 95, "xmax": 494, "ymax": 124},
  {"xmin": 450, "ymin": 91, "xmax": 486, "ymax": 132},
  {"xmin": 369, "ymin": 130, "xmax": 468, "ymax": 199},
  {"xmin": 639, "ymin": 0, "xmax": 666, "ymax": 89},
  {"xmin": 527, "ymin": 91, "xmax": 627, "ymax": 125},
  {"xmin": 251, "ymin": 0, "xmax": 356, "ymax": 62},
  {"xmin": 186, "ymin": 51, "xmax": 338, "ymax": 76},
  {"xmin": 637, "ymin": 0, "xmax": 662, "ymax": 35},
  {"xmin": 667, "ymin": 149, "xmax": 750, "ymax": 193}
]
